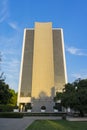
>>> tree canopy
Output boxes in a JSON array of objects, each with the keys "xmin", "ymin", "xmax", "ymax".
[
  {"xmin": 0, "ymin": 53, "xmax": 17, "ymax": 106},
  {"xmin": 0, "ymin": 73, "xmax": 17, "ymax": 105},
  {"xmin": 54, "ymin": 78, "xmax": 87, "ymax": 116}
]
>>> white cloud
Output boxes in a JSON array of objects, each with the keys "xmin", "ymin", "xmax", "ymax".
[
  {"xmin": 71, "ymin": 73, "xmax": 82, "ymax": 79},
  {"xmin": 0, "ymin": 0, "xmax": 9, "ymax": 23},
  {"xmin": 8, "ymin": 22, "xmax": 19, "ymax": 31},
  {"xmin": 0, "ymin": 13, "xmax": 8, "ymax": 23},
  {"xmin": 0, "ymin": 32, "xmax": 22, "ymax": 47},
  {"xmin": 0, "ymin": 36, "xmax": 16, "ymax": 47},
  {"xmin": 0, "ymin": 0, "xmax": 19, "ymax": 32},
  {"xmin": 71, "ymin": 73, "xmax": 87, "ymax": 79},
  {"xmin": 66, "ymin": 46, "xmax": 87, "ymax": 56},
  {"xmin": 1, "ymin": 58, "xmax": 20, "ymax": 91},
  {"xmin": 0, "ymin": 1, "xmax": 22, "ymax": 91},
  {"xmin": 0, "ymin": 32, "xmax": 22, "ymax": 91},
  {"xmin": 66, "ymin": 47, "xmax": 79, "ymax": 54}
]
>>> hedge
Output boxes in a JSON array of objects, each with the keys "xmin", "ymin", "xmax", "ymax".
[
  {"xmin": 0, "ymin": 112, "xmax": 24, "ymax": 118},
  {"xmin": 24, "ymin": 112, "xmax": 66, "ymax": 117},
  {"xmin": 0, "ymin": 104, "xmax": 15, "ymax": 112}
]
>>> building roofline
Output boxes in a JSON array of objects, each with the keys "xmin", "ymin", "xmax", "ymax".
[{"xmin": 24, "ymin": 28, "xmax": 63, "ymax": 30}]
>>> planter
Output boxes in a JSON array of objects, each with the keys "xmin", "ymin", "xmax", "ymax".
[
  {"xmin": 27, "ymin": 109, "xmax": 32, "ymax": 112},
  {"xmin": 13, "ymin": 109, "xmax": 19, "ymax": 112},
  {"xmin": 54, "ymin": 109, "xmax": 58, "ymax": 113},
  {"xmin": 41, "ymin": 109, "xmax": 46, "ymax": 113},
  {"xmin": 67, "ymin": 107, "xmax": 71, "ymax": 113},
  {"xmin": 41, "ymin": 106, "xmax": 46, "ymax": 112}
]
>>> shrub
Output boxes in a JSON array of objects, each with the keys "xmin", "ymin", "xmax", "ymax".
[
  {"xmin": 0, "ymin": 112, "xmax": 24, "ymax": 118},
  {"xmin": 14, "ymin": 105, "xmax": 19, "ymax": 109},
  {"xmin": 53, "ymin": 106, "xmax": 58, "ymax": 110},
  {"xmin": 25, "ymin": 103, "xmax": 32, "ymax": 111},
  {"xmin": 24, "ymin": 112, "xmax": 67, "ymax": 116},
  {"xmin": 41, "ymin": 106, "xmax": 46, "ymax": 110},
  {"xmin": 28, "ymin": 106, "xmax": 32, "ymax": 109},
  {"xmin": 0, "ymin": 104, "xmax": 15, "ymax": 112}
]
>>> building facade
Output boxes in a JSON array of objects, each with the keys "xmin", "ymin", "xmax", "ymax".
[{"xmin": 17, "ymin": 22, "xmax": 67, "ymax": 112}]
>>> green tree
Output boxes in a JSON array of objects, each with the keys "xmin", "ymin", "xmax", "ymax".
[
  {"xmin": 0, "ymin": 53, "xmax": 17, "ymax": 106},
  {"xmin": 54, "ymin": 92, "xmax": 62, "ymax": 102},
  {"xmin": 9, "ymin": 89, "xmax": 17, "ymax": 105},
  {"xmin": 54, "ymin": 79, "xmax": 87, "ymax": 116},
  {"xmin": 0, "ymin": 73, "xmax": 12, "ymax": 104}
]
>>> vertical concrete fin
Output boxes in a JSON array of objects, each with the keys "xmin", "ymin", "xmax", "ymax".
[{"xmin": 32, "ymin": 22, "xmax": 55, "ymax": 98}]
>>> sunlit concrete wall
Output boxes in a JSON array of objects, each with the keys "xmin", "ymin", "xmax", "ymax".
[{"xmin": 32, "ymin": 22, "xmax": 54, "ymax": 98}]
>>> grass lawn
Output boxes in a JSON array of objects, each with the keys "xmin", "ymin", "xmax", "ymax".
[{"xmin": 26, "ymin": 120, "xmax": 87, "ymax": 130}]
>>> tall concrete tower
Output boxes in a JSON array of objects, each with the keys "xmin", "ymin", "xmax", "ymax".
[{"xmin": 17, "ymin": 22, "xmax": 67, "ymax": 112}]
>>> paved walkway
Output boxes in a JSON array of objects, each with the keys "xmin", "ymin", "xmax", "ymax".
[
  {"xmin": 0, "ymin": 116, "xmax": 62, "ymax": 130},
  {"xmin": 67, "ymin": 117, "xmax": 87, "ymax": 121}
]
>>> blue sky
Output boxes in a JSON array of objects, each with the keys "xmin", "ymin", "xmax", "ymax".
[{"xmin": 0, "ymin": 0, "xmax": 87, "ymax": 91}]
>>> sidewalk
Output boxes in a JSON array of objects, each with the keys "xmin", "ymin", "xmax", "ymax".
[
  {"xmin": 0, "ymin": 117, "xmax": 34, "ymax": 130},
  {"xmin": 67, "ymin": 117, "xmax": 87, "ymax": 121},
  {"xmin": 0, "ymin": 116, "xmax": 62, "ymax": 130}
]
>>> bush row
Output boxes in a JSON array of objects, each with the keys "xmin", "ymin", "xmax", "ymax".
[
  {"xmin": 24, "ymin": 112, "xmax": 66, "ymax": 117},
  {"xmin": 0, "ymin": 112, "xmax": 66, "ymax": 119},
  {"xmin": 0, "ymin": 104, "xmax": 15, "ymax": 112},
  {"xmin": 0, "ymin": 112, "xmax": 24, "ymax": 118}
]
